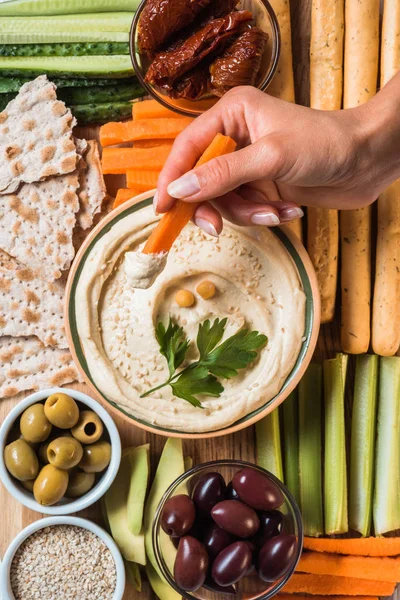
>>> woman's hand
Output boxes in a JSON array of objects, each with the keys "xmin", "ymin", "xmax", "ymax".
[{"xmin": 155, "ymin": 80, "xmax": 400, "ymax": 235}]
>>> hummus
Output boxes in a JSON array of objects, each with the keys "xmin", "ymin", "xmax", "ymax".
[{"xmin": 75, "ymin": 205, "xmax": 306, "ymax": 433}]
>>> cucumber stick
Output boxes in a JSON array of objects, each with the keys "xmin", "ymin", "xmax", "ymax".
[
  {"xmin": 255, "ymin": 409, "xmax": 284, "ymax": 482},
  {"xmin": 324, "ymin": 353, "xmax": 348, "ymax": 535},
  {"xmin": 0, "ymin": 13, "xmax": 133, "ymax": 34},
  {"xmin": 349, "ymin": 354, "xmax": 378, "ymax": 537},
  {"xmin": 0, "ymin": 32, "xmax": 130, "ymax": 44},
  {"xmin": 299, "ymin": 363, "xmax": 324, "ymax": 537},
  {"xmin": 59, "ymin": 82, "xmax": 143, "ymax": 105},
  {"xmin": 0, "ymin": 0, "xmax": 141, "ymax": 15},
  {"xmin": 0, "ymin": 76, "xmax": 137, "ymax": 93},
  {"xmin": 71, "ymin": 101, "xmax": 139, "ymax": 124},
  {"xmin": 373, "ymin": 356, "xmax": 400, "ymax": 535},
  {"xmin": 282, "ymin": 390, "xmax": 300, "ymax": 505},
  {"xmin": 0, "ymin": 55, "xmax": 134, "ymax": 78},
  {"xmin": 0, "ymin": 42, "xmax": 130, "ymax": 57}
]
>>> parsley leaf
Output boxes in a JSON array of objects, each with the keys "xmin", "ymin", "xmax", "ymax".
[
  {"xmin": 205, "ymin": 329, "xmax": 268, "ymax": 378},
  {"xmin": 155, "ymin": 319, "xmax": 190, "ymax": 376},
  {"xmin": 197, "ymin": 318, "xmax": 227, "ymax": 359},
  {"xmin": 171, "ymin": 365, "xmax": 224, "ymax": 408}
]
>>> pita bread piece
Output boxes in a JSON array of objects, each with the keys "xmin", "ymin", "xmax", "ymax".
[
  {"xmin": 0, "ymin": 336, "xmax": 81, "ymax": 399},
  {"xmin": 0, "ymin": 75, "xmax": 78, "ymax": 194},
  {"xmin": 0, "ymin": 250, "xmax": 67, "ymax": 348},
  {"xmin": 77, "ymin": 140, "xmax": 106, "ymax": 230},
  {"xmin": 0, "ymin": 172, "xmax": 80, "ymax": 280}
]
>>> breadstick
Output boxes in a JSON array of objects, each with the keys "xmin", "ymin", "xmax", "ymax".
[
  {"xmin": 307, "ymin": 0, "xmax": 344, "ymax": 323},
  {"xmin": 372, "ymin": 0, "xmax": 400, "ymax": 355},
  {"xmin": 340, "ymin": 0, "xmax": 379, "ymax": 353}
]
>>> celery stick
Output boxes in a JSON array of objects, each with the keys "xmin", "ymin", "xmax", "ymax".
[
  {"xmin": 349, "ymin": 354, "xmax": 378, "ymax": 536},
  {"xmin": 373, "ymin": 356, "xmax": 400, "ymax": 535},
  {"xmin": 324, "ymin": 354, "xmax": 348, "ymax": 534},
  {"xmin": 299, "ymin": 364, "xmax": 324, "ymax": 536},
  {"xmin": 0, "ymin": 13, "xmax": 134, "ymax": 34},
  {"xmin": 0, "ymin": 0, "xmax": 141, "ymax": 15},
  {"xmin": 256, "ymin": 409, "xmax": 284, "ymax": 481},
  {"xmin": 282, "ymin": 391, "xmax": 300, "ymax": 504}
]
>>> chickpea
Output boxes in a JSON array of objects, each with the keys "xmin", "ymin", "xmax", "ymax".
[
  {"xmin": 175, "ymin": 289, "xmax": 195, "ymax": 308},
  {"xmin": 196, "ymin": 280, "xmax": 216, "ymax": 300}
]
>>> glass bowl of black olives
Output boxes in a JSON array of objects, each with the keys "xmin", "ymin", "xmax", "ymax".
[{"xmin": 153, "ymin": 460, "xmax": 303, "ymax": 599}]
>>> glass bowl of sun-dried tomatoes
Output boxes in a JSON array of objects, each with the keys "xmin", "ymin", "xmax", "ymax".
[{"xmin": 130, "ymin": 0, "xmax": 281, "ymax": 117}]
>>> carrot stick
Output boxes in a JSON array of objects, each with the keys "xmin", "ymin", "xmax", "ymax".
[
  {"xmin": 278, "ymin": 595, "xmax": 379, "ymax": 600},
  {"xmin": 303, "ymin": 536, "xmax": 400, "ymax": 556},
  {"xmin": 133, "ymin": 139, "xmax": 174, "ymax": 149},
  {"xmin": 132, "ymin": 99, "xmax": 187, "ymax": 120},
  {"xmin": 126, "ymin": 170, "xmax": 160, "ymax": 192},
  {"xmin": 101, "ymin": 146, "xmax": 171, "ymax": 174},
  {"xmin": 113, "ymin": 188, "xmax": 141, "ymax": 209},
  {"xmin": 100, "ymin": 118, "xmax": 192, "ymax": 146},
  {"xmin": 282, "ymin": 573, "xmax": 395, "ymax": 596},
  {"xmin": 371, "ymin": 0, "xmax": 400, "ymax": 356},
  {"xmin": 297, "ymin": 551, "xmax": 400, "ymax": 582},
  {"xmin": 143, "ymin": 133, "xmax": 237, "ymax": 255}
]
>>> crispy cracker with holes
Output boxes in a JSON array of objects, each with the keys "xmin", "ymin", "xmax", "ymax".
[
  {"xmin": 0, "ymin": 336, "xmax": 81, "ymax": 398},
  {"xmin": 0, "ymin": 250, "xmax": 67, "ymax": 348},
  {"xmin": 0, "ymin": 172, "xmax": 80, "ymax": 280},
  {"xmin": 77, "ymin": 140, "xmax": 106, "ymax": 230},
  {"xmin": 0, "ymin": 75, "xmax": 78, "ymax": 194}
]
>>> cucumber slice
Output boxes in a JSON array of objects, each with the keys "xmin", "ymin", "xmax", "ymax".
[
  {"xmin": 0, "ymin": 76, "xmax": 138, "ymax": 93},
  {"xmin": 71, "ymin": 101, "xmax": 136, "ymax": 123},
  {"xmin": 0, "ymin": 32, "xmax": 129, "ymax": 44},
  {"xmin": 0, "ymin": 42, "xmax": 130, "ymax": 57},
  {"xmin": 0, "ymin": 93, "xmax": 13, "ymax": 111},
  {"xmin": 0, "ymin": 55, "xmax": 134, "ymax": 78},
  {"xmin": 0, "ymin": 13, "xmax": 134, "ymax": 34},
  {"xmin": 59, "ymin": 82, "xmax": 143, "ymax": 105},
  {"xmin": 0, "ymin": 0, "xmax": 141, "ymax": 15}
]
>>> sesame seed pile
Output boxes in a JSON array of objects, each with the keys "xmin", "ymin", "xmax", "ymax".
[{"xmin": 10, "ymin": 525, "xmax": 117, "ymax": 600}]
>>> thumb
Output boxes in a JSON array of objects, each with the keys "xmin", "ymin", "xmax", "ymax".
[{"xmin": 166, "ymin": 138, "xmax": 285, "ymax": 203}]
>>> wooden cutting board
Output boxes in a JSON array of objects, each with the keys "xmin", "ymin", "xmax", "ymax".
[{"xmin": 1, "ymin": 0, "xmax": 399, "ymax": 598}]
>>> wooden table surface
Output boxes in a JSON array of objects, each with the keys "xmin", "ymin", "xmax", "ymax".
[{"xmin": 0, "ymin": 0, "xmax": 399, "ymax": 599}]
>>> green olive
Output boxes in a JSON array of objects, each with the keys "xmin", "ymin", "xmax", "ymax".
[
  {"xmin": 47, "ymin": 437, "xmax": 83, "ymax": 470},
  {"xmin": 66, "ymin": 471, "xmax": 96, "ymax": 498},
  {"xmin": 71, "ymin": 410, "xmax": 104, "ymax": 444},
  {"xmin": 21, "ymin": 479, "xmax": 35, "ymax": 492},
  {"xmin": 80, "ymin": 441, "xmax": 111, "ymax": 473},
  {"xmin": 33, "ymin": 464, "xmax": 68, "ymax": 506},
  {"xmin": 38, "ymin": 441, "xmax": 50, "ymax": 465},
  {"xmin": 4, "ymin": 439, "xmax": 39, "ymax": 481},
  {"xmin": 44, "ymin": 393, "xmax": 79, "ymax": 429},
  {"xmin": 20, "ymin": 403, "xmax": 52, "ymax": 444}
]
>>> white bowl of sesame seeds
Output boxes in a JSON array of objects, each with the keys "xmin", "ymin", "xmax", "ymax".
[
  {"xmin": 0, "ymin": 387, "xmax": 122, "ymax": 515},
  {"xmin": 0, "ymin": 516, "xmax": 126, "ymax": 600}
]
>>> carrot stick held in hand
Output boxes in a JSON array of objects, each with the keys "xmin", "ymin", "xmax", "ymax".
[{"xmin": 124, "ymin": 133, "xmax": 237, "ymax": 290}]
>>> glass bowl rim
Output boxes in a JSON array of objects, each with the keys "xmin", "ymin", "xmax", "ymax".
[
  {"xmin": 152, "ymin": 458, "xmax": 304, "ymax": 600},
  {"xmin": 129, "ymin": 0, "xmax": 282, "ymax": 118}
]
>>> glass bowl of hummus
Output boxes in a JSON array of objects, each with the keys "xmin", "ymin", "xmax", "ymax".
[
  {"xmin": 152, "ymin": 459, "xmax": 303, "ymax": 600},
  {"xmin": 65, "ymin": 192, "xmax": 320, "ymax": 439},
  {"xmin": 130, "ymin": 0, "xmax": 281, "ymax": 117}
]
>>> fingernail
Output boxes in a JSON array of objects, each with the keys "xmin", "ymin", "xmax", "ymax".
[
  {"xmin": 153, "ymin": 191, "xmax": 159, "ymax": 215},
  {"xmin": 279, "ymin": 207, "xmax": 304, "ymax": 222},
  {"xmin": 167, "ymin": 173, "xmax": 200, "ymax": 199},
  {"xmin": 251, "ymin": 212, "xmax": 281, "ymax": 226},
  {"xmin": 195, "ymin": 218, "xmax": 218, "ymax": 237}
]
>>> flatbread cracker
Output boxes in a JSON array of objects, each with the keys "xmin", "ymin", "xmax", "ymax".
[
  {"xmin": 77, "ymin": 140, "xmax": 106, "ymax": 230},
  {"xmin": 0, "ymin": 336, "xmax": 80, "ymax": 399},
  {"xmin": 0, "ymin": 172, "xmax": 80, "ymax": 280},
  {"xmin": 0, "ymin": 75, "xmax": 78, "ymax": 194},
  {"xmin": 0, "ymin": 250, "xmax": 67, "ymax": 348}
]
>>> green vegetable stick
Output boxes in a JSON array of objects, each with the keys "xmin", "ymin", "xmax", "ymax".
[
  {"xmin": 255, "ymin": 409, "xmax": 284, "ymax": 482},
  {"xmin": 0, "ymin": 42, "xmax": 130, "ymax": 57},
  {"xmin": 0, "ymin": 0, "xmax": 141, "ymax": 15},
  {"xmin": 282, "ymin": 390, "xmax": 300, "ymax": 504},
  {"xmin": 324, "ymin": 354, "xmax": 348, "ymax": 534},
  {"xmin": 299, "ymin": 363, "xmax": 324, "ymax": 537},
  {"xmin": 349, "ymin": 354, "xmax": 378, "ymax": 536},
  {"xmin": 125, "ymin": 560, "xmax": 142, "ymax": 592},
  {"xmin": 0, "ymin": 13, "xmax": 134, "ymax": 34},
  {"xmin": 373, "ymin": 356, "xmax": 400, "ymax": 535}
]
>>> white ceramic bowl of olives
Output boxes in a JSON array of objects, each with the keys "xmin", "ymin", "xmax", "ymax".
[{"xmin": 0, "ymin": 388, "xmax": 121, "ymax": 515}]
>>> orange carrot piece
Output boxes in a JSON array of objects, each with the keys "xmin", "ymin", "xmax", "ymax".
[
  {"xmin": 303, "ymin": 536, "xmax": 400, "ymax": 556},
  {"xmin": 112, "ymin": 188, "xmax": 141, "ymax": 209},
  {"xmin": 278, "ymin": 595, "xmax": 378, "ymax": 600},
  {"xmin": 143, "ymin": 133, "xmax": 237, "ymax": 255},
  {"xmin": 132, "ymin": 99, "xmax": 186, "ymax": 120},
  {"xmin": 134, "ymin": 139, "xmax": 174, "ymax": 149},
  {"xmin": 282, "ymin": 574, "xmax": 395, "ymax": 596},
  {"xmin": 297, "ymin": 552, "xmax": 400, "ymax": 582},
  {"xmin": 101, "ymin": 146, "xmax": 171, "ymax": 174},
  {"xmin": 100, "ymin": 118, "xmax": 192, "ymax": 146},
  {"xmin": 126, "ymin": 170, "xmax": 160, "ymax": 192}
]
